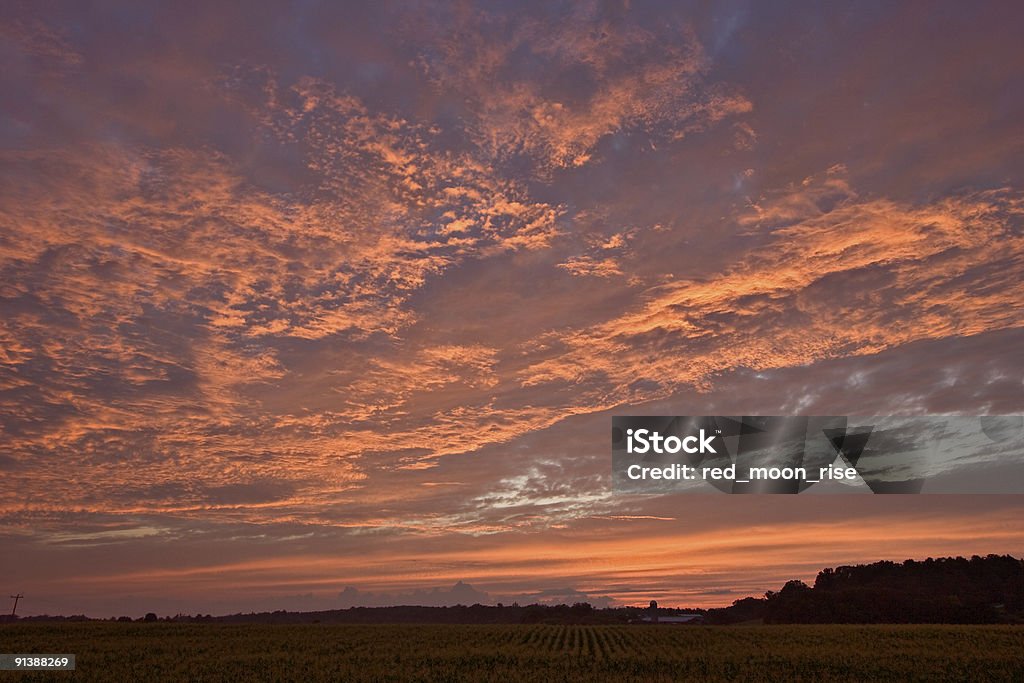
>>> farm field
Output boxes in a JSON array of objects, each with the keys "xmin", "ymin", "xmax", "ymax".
[{"xmin": 2, "ymin": 622, "xmax": 1023, "ymax": 682}]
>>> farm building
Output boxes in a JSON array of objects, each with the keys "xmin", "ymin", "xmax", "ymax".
[{"xmin": 637, "ymin": 614, "xmax": 704, "ymax": 624}]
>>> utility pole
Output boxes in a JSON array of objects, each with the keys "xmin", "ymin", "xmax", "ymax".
[{"xmin": 10, "ymin": 594, "xmax": 23, "ymax": 617}]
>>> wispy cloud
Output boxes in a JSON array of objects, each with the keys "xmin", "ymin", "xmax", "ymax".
[{"xmin": 412, "ymin": 1, "xmax": 752, "ymax": 172}]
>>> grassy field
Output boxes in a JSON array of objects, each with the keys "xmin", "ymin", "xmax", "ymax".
[{"xmin": 1, "ymin": 622, "xmax": 1023, "ymax": 681}]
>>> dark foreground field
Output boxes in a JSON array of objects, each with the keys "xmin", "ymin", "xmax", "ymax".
[{"xmin": 2, "ymin": 623, "xmax": 1023, "ymax": 682}]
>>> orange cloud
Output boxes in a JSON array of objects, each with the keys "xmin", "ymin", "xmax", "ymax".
[
  {"xmin": 521, "ymin": 172, "xmax": 1024, "ymax": 406},
  {"xmin": 413, "ymin": 3, "xmax": 752, "ymax": 172}
]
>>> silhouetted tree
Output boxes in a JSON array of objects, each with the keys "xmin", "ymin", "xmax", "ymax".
[{"xmin": 764, "ymin": 555, "xmax": 1023, "ymax": 624}]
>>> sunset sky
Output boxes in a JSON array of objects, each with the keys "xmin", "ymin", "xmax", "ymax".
[{"xmin": 2, "ymin": 1, "xmax": 1023, "ymax": 618}]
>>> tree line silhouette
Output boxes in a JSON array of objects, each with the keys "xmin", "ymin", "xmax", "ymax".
[
  {"xmin": 755, "ymin": 554, "xmax": 1024, "ymax": 624},
  {"xmin": 6, "ymin": 555, "xmax": 1021, "ymax": 625}
]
